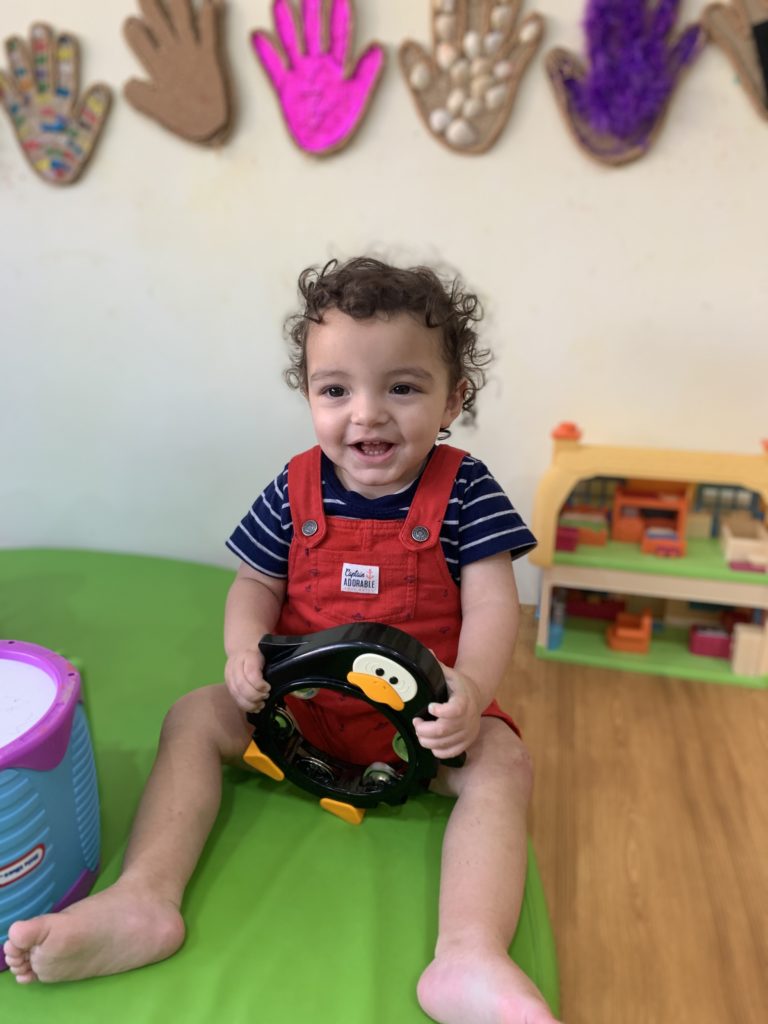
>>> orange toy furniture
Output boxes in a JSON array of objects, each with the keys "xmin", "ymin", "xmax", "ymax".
[
  {"xmin": 606, "ymin": 609, "xmax": 653, "ymax": 654},
  {"xmin": 611, "ymin": 480, "xmax": 691, "ymax": 554}
]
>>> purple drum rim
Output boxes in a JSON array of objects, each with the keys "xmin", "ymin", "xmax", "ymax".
[
  {"xmin": 0, "ymin": 865, "xmax": 99, "ymax": 971},
  {"xmin": 0, "ymin": 641, "xmax": 82, "ymax": 773}
]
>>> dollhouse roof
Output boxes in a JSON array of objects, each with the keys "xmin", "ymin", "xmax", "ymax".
[{"xmin": 529, "ymin": 428, "xmax": 768, "ymax": 567}]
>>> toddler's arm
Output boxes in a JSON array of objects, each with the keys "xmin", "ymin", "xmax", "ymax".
[
  {"xmin": 224, "ymin": 562, "xmax": 286, "ymax": 712},
  {"xmin": 414, "ymin": 552, "xmax": 520, "ymax": 758}
]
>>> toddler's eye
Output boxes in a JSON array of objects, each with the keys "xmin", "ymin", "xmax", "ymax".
[
  {"xmin": 391, "ymin": 384, "xmax": 415, "ymax": 395},
  {"xmin": 322, "ymin": 385, "xmax": 346, "ymax": 398}
]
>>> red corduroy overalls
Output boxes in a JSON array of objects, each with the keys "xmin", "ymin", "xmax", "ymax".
[{"xmin": 275, "ymin": 444, "xmax": 519, "ymax": 764}]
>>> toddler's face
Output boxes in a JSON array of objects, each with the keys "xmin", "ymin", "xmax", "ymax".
[{"xmin": 305, "ymin": 309, "xmax": 464, "ymax": 498}]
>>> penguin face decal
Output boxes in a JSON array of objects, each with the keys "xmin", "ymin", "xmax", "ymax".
[
  {"xmin": 247, "ymin": 623, "xmax": 465, "ymax": 817},
  {"xmin": 347, "ymin": 652, "xmax": 418, "ymax": 710}
]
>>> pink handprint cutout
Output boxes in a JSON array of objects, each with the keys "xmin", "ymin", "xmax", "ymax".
[{"xmin": 251, "ymin": 0, "xmax": 385, "ymax": 155}]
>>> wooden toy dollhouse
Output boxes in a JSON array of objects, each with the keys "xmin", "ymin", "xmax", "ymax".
[{"xmin": 529, "ymin": 425, "xmax": 768, "ymax": 687}]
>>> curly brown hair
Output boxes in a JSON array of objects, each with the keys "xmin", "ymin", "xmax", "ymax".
[{"xmin": 284, "ymin": 256, "xmax": 491, "ymax": 424}]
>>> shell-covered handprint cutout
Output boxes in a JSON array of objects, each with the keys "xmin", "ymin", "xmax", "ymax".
[
  {"xmin": 546, "ymin": 0, "xmax": 706, "ymax": 166},
  {"xmin": 0, "ymin": 23, "xmax": 112, "ymax": 185},
  {"xmin": 703, "ymin": 1, "xmax": 768, "ymax": 119},
  {"xmin": 400, "ymin": 0, "xmax": 544, "ymax": 154},
  {"xmin": 123, "ymin": 0, "xmax": 233, "ymax": 145},
  {"xmin": 251, "ymin": 0, "xmax": 386, "ymax": 156}
]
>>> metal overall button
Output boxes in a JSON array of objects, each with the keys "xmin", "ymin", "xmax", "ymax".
[
  {"xmin": 411, "ymin": 525, "xmax": 430, "ymax": 543},
  {"xmin": 301, "ymin": 519, "xmax": 319, "ymax": 537}
]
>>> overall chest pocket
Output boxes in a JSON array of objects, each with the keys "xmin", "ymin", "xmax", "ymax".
[{"xmin": 306, "ymin": 545, "xmax": 419, "ymax": 625}]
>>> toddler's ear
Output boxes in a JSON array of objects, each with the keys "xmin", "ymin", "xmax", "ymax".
[{"xmin": 442, "ymin": 379, "xmax": 467, "ymax": 427}]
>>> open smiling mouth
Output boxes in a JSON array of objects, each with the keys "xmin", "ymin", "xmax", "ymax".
[{"xmin": 353, "ymin": 442, "xmax": 395, "ymax": 457}]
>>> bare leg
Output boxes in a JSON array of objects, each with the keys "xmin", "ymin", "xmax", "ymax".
[
  {"xmin": 3, "ymin": 685, "xmax": 251, "ymax": 984},
  {"xmin": 417, "ymin": 719, "xmax": 562, "ymax": 1024}
]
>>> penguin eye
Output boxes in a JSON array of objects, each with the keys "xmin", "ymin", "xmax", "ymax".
[{"xmin": 351, "ymin": 653, "xmax": 418, "ymax": 704}]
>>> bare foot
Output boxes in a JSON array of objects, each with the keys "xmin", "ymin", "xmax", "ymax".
[
  {"xmin": 2, "ymin": 879, "xmax": 185, "ymax": 983},
  {"xmin": 417, "ymin": 945, "xmax": 561, "ymax": 1024}
]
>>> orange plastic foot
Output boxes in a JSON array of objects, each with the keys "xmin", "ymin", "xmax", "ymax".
[
  {"xmin": 243, "ymin": 740, "xmax": 285, "ymax": 781},
  {"xmin": 319, "ymin": 798, "xmax": 365, "ymax": 825}
]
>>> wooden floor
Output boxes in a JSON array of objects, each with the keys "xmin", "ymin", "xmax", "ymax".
[{"xmin": 501, "ymin": 608, "xmax": 768, "ymax": 1024}]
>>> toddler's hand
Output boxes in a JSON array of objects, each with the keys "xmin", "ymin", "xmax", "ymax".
[
  {"xmin": 225, "ymin": 649, "xmax": 270, "ymax": 713},
  {"xmin": 413, "ymin": 663, "xmax": 482, "ymax": 761}
]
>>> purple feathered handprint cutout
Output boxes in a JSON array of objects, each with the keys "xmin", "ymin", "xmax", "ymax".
[
  {"xmin": 546, "ymin": 0, "xmax": 706, "ymax": 165},
  {"xmin": 251, "ymin": 0, "xmax": 385, "ymax": 156}
]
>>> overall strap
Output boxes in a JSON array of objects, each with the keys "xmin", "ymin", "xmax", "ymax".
[
  {"xmin": 399, "ymin": 445, "xmax": 468, "ymax": 551},
  {"xmin": 286, "ymin": 446, "xmax": 327, "ymax": 548}
]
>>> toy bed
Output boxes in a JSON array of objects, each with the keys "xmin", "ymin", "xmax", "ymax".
[{"xmin": 0, "ymin": 548, "xmax": 559, "ymax": 1023}]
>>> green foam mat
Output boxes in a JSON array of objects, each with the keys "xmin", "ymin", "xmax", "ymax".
[{"xmin": 1, "ymin": 549, "xmax": 559, "ymax": 1022}]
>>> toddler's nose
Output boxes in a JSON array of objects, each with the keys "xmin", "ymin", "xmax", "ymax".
[{"xmin": 351, "ymin": 393, "xmax": 386, "ymax": 425}]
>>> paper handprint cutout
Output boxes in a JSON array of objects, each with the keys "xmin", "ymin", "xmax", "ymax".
[
  {"xmin": 400, "ymin": 0, "xmax": 544, "ymax": 154},
  {"xmin": 546, "ymin": 0, "xmax": 706, "ymax": 166},
  {"xmin": 123, "ymin": 0, "xmax": 233, "ymax": 145},
  {"xmin": 251, "ymin": 0, "xmax": 386, "ymax": 156},
  {"xmin": 703, "ymin": 1, "xmax": 768, "ymax": 119},
  {"xmin": 0, "ymin": 24, "xmax": 112, "ymax": 185}
]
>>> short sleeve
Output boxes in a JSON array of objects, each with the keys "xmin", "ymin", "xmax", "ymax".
[
  {"xmin": 225, "ymin": 465, "xmax": 294, "ymax": 577},
  {"xmin": 451, "ymin": 457, "xmax": 537, "ymax": 570}
]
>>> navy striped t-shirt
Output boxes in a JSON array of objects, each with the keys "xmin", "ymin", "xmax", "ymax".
[{"xmin": 226, "ymin": 448, "xmax": 536, "ymax": 584}]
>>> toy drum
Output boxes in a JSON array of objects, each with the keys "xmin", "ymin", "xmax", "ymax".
[{"xmin": 0, "ymin": 641, "xmax": 100, "ymax": 970}]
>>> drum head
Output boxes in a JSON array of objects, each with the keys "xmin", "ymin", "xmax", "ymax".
[{"xmin": 0, "ymin": 656, "xmax": 58, "ymax": 748}]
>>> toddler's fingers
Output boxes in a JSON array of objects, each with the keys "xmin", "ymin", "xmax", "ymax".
[
  {"xmin": 427, "ymin": 696, "xmax": 465, "ymax": 718},
  {"xmin": 414, "ymin": 717, "xmax": 459, "ymax": 743}
]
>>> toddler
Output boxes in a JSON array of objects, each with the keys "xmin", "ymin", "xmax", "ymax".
[{"xmin": 4, "ymin": 257, "xmax": 560, "ymax": 1024}]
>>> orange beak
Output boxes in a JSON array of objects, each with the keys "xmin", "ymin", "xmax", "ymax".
[{"xmin": 346, "ymin": 671, "xmax": 404, "ymax": 711}]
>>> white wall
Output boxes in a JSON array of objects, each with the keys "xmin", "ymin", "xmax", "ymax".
[{"xmin": 2, "ymin": 1, "xmax": 766, "ymax": 603}]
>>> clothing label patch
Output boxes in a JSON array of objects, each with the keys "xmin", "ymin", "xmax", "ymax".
[
  {"xmin": 0, "ymin": 844, "xmax": 46, "ymax": 888},
  {"xmin": 341, "ymin": 562, "xmax": 380, "ymax": 595}
]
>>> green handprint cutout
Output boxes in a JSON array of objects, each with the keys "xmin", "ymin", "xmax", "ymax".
[{"xmin": 0, "ymin": 23, "xmax": 112, "ymax": 185}]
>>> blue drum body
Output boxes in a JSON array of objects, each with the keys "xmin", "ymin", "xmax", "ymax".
[{"xmin": 0, "ymin": 642, "xmax": 100, "ymax": 970}]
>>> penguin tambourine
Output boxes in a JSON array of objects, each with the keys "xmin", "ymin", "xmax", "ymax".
[{"xmin": 244, "ymin": 623, "xmax": 465, "ymax": 824}]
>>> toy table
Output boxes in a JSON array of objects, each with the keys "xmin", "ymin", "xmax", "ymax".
[{"xmin": 0, "ymin": 549, "xmax": 559, "ymax": 1023}]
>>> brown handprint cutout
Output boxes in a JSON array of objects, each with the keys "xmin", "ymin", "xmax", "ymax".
[
  {"xmin": 399, "ymin": 0, "xmax": 544, "ymax": 155},
  {"xmin": 703, "ymin": 1, "xmax": 768, "ymax": 119},
  {"xmin": 0, "ymin": 24, "xmax": 112, "ymax": 185},
  {"xmin": 546, "ymin": 1, "xmax": 706, "ymax": 167},
  {"xmin": 123, "ymin": 0, "xmax": 233, "ymax": 145}
]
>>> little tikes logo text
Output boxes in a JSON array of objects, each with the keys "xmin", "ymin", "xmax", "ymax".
[
  {"xmin": 341, "ymin": 563, "xmax": 379, "ymax": 594},
  {"xmin": 0, "ymin": 844, "xmax": 46, "ymax": 887}
]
